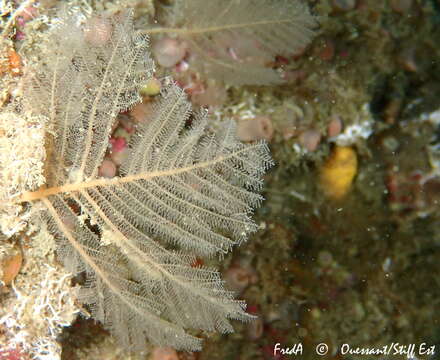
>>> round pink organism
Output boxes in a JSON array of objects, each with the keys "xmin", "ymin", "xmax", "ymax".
[
  {"xmin": 150, "ymin": 347, "xmax": 178, "ymax": 360},
  {"xmin": 130, "ymin": 102, "xmax": 154, "ymax": 123},
  {"xmin": 298, "ymin": 129, "xmax": 321, "ymax": 152},
  {"xmin": 223, "ymin": 264, "xmax": 257, "ymax": 294},
  {"xmin": 152, "ymin": 37, "xmax": 187, "ymax": 68},
  {"xmin": 224, "ymin": 266, "xmax": 251, "ymax": 294},
  {"xmin": 98, "ymin": 158, "xmax": 117, "ymax": 178},
  {"xmin": 236, "ymin": 116, "xmax": 274, "ymax": 142},
  {"xmin": 84, "ymin": 17, "xmax": 112, "ymax": 46}
]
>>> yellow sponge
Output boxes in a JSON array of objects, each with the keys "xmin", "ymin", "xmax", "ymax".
[{"xmin": 319, "ymin": 146, "xmax": 358, "ymax": 200}]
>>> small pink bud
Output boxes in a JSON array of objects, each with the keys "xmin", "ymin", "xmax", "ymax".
[
  {"xmin": 16, "ymin": 17, "xmax": 26, "ymax": 28},
  {"xmin": 327, "ymin": 116, "xmax": 343, "ymax": 137},
  {"xmin": 110, "ymin": 137, "xmax": 126, "ymax": 153},
  {"xmin": 298, "ymin": 129, "xmax": 321, "ymax": 152},
  {"xmin": 15, "ymin": 31, "xmax": 25, "ymax": 40}
]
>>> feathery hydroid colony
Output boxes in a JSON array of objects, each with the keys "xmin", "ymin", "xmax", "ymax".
[{"xmin": 3, "ymin": 10, "xmax": 272, "ymax": 351}]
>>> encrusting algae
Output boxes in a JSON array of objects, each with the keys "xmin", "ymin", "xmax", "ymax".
[{"xmin": 319, "ymin": 146, "xmax": 358, "ymax": 200}]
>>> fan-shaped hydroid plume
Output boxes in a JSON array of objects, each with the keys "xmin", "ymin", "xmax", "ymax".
[
  {"xmin": 144, "ymin": 0, "xmax": 317, "ymax": 85},
  {"xmin": 17, "ymin": 9, "xmax": 273, "ymax": 351}
]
